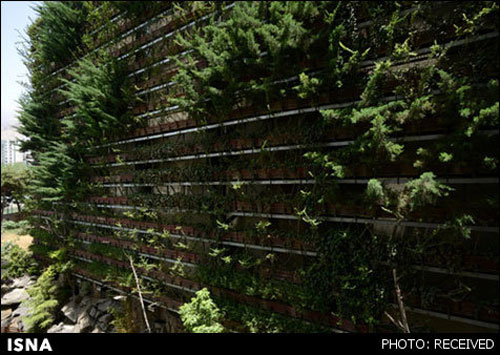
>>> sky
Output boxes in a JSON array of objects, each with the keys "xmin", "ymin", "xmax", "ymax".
[{"xmin": 1, "ymin": 1, "xmax": 40, "ymax": 140}]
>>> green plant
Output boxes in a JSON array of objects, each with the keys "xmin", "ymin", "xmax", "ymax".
[
  {"xmin": 1, "ymin": 242, "xmax": 38, "ymax": 279},
  {"xmin": 1, "ymin": 163, "xmax": 31, "ymax": 219},
  {"xmin": 22, "ymin": 262, "xmax": 69, "ymax": 332},
  {"xmin": 179, "ymin": 288, "xmax": 225, "ymax": 333}
]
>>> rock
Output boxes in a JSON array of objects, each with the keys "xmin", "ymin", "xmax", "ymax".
[
  {"xmin": 153, "ymin": 321, "xmax": 165, "ymax": 333},
  {"xmin": 1, "ymin": 309, "xmax": 12, "ymax": 321},
  {"xmin": 47, "ymin": 322, "xmax": 75, "ymax": 333},
  {"xmin": 11, "ymin": 304, "xmax": 30, "ymax": 319},
  {"xmin": 61, "ymin": 298, "xmax": 79, "ymax": 323},
  {"xmin": 74, "ymin": 312, "xmax": 93, "ymax": 333},
  {"xmin": 1, "ymin": 285, "xmax": 11, "ymax": 296},
  {"xmin": 47, "ymin": 322, "xmax": 63, "ymax": 333},
  {"xmin": 79, "ymin": 296, "xmax": 92, "ymax": 307},
  {"xmin": 89, "ymin": 306, "xmax": 98, "ymax": 319},
  {"xmin": 97, "ymin": 299, "xmax": 112, "ymax": 312},
  {"xmin": 98, "ymin": 313, "xmax": 112, "ymax": 325},
  {"xmin": 11, "ymin": 275, "xmax": 35, "ymax": 289},
  {"xmin": 9, "ymin": 316, "xmax": 25, "ymax": 332},
  {"xmin": 1, "ymin": 288, "xmax": 29, "ymax": 306}
]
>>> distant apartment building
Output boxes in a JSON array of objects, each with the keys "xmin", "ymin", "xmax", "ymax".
[{"xmin": 1, "ymin": 139, "xmax": 30, "ymax": 165}]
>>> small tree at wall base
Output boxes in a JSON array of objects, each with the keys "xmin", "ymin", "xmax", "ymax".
[
  {"xmin": 179, "ymin": 288, "xmax": 225, "ymax": 333},
  {"xmin": 1, "ymin": 163, "xmax": 31, "ymax": 221}
]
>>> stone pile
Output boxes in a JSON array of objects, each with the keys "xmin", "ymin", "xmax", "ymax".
[
  {"xmin": 1, "ymin": 275, "xmax": 35, "ymax": 332},
  {"xmin": 47, "ymin": 296, "xmax": 119, "ymax": 333},
  {"xmin": 1, "ymin": 274, "xmax": 120, "ymax": 333}
]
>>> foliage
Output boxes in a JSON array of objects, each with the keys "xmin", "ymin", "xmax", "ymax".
[
  {"xmin": 30, "ymin": 1, "xmax": 88, "ymax": 69},
  {"xmin": 60, "ymin": 54, "xmax": 137, "ymax": 146},
  {"xmin": 171, "ymin": 1, "xmax": 326, "ymax": 120},
  {"xmin": 18, "ymin": 1, "xmax": 499, "ymax": 333},
  {"xmin": 0, "ymin": 242, "xmax": 38, "ymax": 280},
  {"xmin": 22, "ymin": 261, "xmax": 71, "ymax": 332},
  {"xmin": 1, "ymin": 220, "xmax": 31, "ymax": 234},
  {"xmin": 179, "ymin": 288, "xmax": 225, "ymax": 333},
  {"xmin": 1, "ymin": 163, "xmax": 31, "ymax": 215},
  {"xmin": 305, "ymin": 227, "xmax": 388, "ymax": 325}
]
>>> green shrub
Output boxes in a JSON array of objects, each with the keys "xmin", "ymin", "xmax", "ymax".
[
  {"xmin": 22, "ymin": 265, "xmax": 59, "ymax": 332},
  {"xmin": 1, "ymin": 242, "xmax": 38, "ymax": 279},
  {"xmin": 1, "ymin": 220, "xmax": 31, "ymax": 234},
  {"xmin": 1, "ymin": 220, "xmax": 19, "ymax": 230},
  {"xmin": 179, "ymin": 288, "xmax": 225, "ymax": 333}
]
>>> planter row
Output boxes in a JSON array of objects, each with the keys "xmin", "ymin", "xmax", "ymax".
[
  {"xmin": 32, "ymin": 210, "xmax": 315, "ymax": 252},
  {"xmin": 72, "ymin": 242, "xmax": 500, "ymax": 331},
  {"xmin": 34, "ymin": 208, "xmax": 499, "ymax": 275},
  {"xmin": 92, "ymin": 164, "xmax": 491, "ymax": 184},
  {"xmin": 86, "ymin": 112, "xmax": 467, "ymax": 165},
  {"xmin": 83, "ymin": 194, "xmax": 499, "ymax": 227},
  {"xmin": 70, "ymin": 247, "xmax": 200, "ymax": 290},
  {"xmin": 69, "ymin": 247, "xmax": 362, "ymax": 332},
  {"xmin": 35, "ymin": 221, "xmax": 498, "ymax": 285},
  {"xmin": 405, "ymin": 294, "xmax": 499, "ymax": 325},
  {"xmin": 32, "ymin": 221, "xmax": 499, "ymax": 328},
  {"xmin": 75, "ymin": 231, "xmax": 199, "ymax": 264},
  {"xmin": 70, "ymin": 266, "xmax": 308, "ymax": 333},
  {"xmin": 76, "ymin": 230, "xmax": 301, "ymax": 284}
]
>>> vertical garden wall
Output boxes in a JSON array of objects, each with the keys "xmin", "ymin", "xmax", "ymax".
[{"xmin": 20, "ymin": 1, "xmax": 499, "ymax": 332}]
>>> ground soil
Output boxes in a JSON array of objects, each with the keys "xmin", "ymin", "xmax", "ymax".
[{"xmin": 1, "ymin": 230, "xmax": 33, "ymax": 250}]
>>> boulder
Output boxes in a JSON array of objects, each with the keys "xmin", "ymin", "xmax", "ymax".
[
  {"xmin": 1, "ymin": 288, "xmax": 29, "ymax": 306},
  {"xmin": 9, "ymin": 316, "xmax": 25, "ymax": 332},
  {"xmin": 97, "ymin": 299, "xmax": 112, "ymax": 312},
  {"xmin": 1, "ymin": 285, "xmax": 11, "ymax": 297},
  {"xmin": 11, "ymin": 303, "xmax": 30, "ymax": 319},
  {"xmin": 89, "ymin": 306, "xmax": 98, "ymax": 319},
  {"xmin": 97, "ymin": 313, "xmax": 113, "ymax": 326},
  {"xmin": 47, "ymin": 322, "xmax": 75, "ymax": 333},
  {"xmin": 1, "ymin": 318, "xmax": 11, "ymax": 328},
  {"xmin": 74, "ymin": 312, "xmax": 93, "ymax": 333},
  {"xmin": 61, "ymin": 298, "xmax": 79, "ymax": 323},
  {"xmin": 1, "ymin": 309, "xmax": 12, "ymax": 321},
  {"xmin": 79, "ymin": 296, "xmax": 93, "ymax": 307},
  {"xmin": 11, "ymin": 275, "xmax": 35, "ymax": 289}
]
